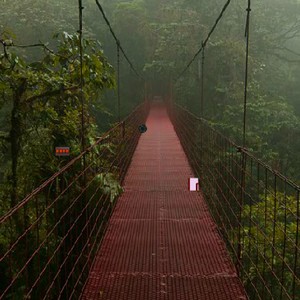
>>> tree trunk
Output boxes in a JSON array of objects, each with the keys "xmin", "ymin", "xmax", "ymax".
[{"xmin": 10, "ymin": 78, "xmax": 26, "ymax": 208}]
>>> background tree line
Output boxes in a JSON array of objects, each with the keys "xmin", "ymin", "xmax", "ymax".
[
  {"xmin": 0, "ymin": 0, "xmax": 299, "ymax": 205},
  {"xmin": 1, "ymin": 0, "xmax": 300, "ymax": 298}
]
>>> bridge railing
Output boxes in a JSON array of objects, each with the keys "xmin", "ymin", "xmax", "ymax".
[
  {"xmin": 0, "ymin": 102, "xmax": 149, "ymax": 300},
  {"xmin": 169, "ymin": 103, "xmax": 300, "ymax": 300}
]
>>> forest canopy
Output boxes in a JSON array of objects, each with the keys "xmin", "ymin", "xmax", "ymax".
[
  {"xmin": 0, "ymin": 0, "xmax": 300, "ymax": 201},
  {"xmin": 0, "ymin": 1, "xmax": 300, "ymax": 299}
]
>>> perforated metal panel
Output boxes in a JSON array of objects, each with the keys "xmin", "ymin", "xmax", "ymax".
[{"xmin": 82, "ymin": 104, "xmax": 247, "ymax": 300}]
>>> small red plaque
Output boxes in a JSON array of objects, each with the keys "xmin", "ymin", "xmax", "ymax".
[{"xmin": 55, "ymin": 147, "xmax": 70, "ymax": 156}]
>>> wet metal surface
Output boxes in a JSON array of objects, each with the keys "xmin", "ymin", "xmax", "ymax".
[{"xmin": 82, "ymin": 104, "xmax": 247, "ymax": 300}]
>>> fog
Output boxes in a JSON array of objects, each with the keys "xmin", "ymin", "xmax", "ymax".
[
  {"xmin": 1, "ymin": 0, "xmax": 300, "ymax": 186},
  {"xmin": 1, "ymin": 1, "xmax": 300, "ymax": 299}
]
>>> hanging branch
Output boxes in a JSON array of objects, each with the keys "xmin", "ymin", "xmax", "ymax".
[
  {"xmin": 26, "ymin": 86, "xmax": 79, "ymax": 104},
  {"xmin": 0, "ymin": 39, "xmax": 73, "ymax": 64}
]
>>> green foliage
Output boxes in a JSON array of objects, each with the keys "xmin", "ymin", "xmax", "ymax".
[
  {"xmin": 94, "ymin": 172, "xmax": 123, "ymax": 203},
  {"xmin": 0, "ymin": 0, "xmax": 299, "ymax": 298},
  {"xmin": 211, "ymin": 80, "xmax": 300, "ymax": 177},
  {"xmin": 242, "ymin": 192, "xmax": 299, "ymax": 298},
  {"xmin": 0, "ymin": 28, "xmax": 121, "ymax": 299},
  {"xmin": 0, "ymin": 31, "xmax": 115, "ymax": 208},
  {"xmin": 157, "ymin": 0, "xmax": 300, "ymax": 182}
]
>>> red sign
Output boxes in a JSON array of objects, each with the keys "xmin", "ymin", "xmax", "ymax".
[{"xmin": 55, "ymin": 147, "xmax": 70, "ymax": 156}]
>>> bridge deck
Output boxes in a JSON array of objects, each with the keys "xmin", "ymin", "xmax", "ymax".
[{"xmin": 82, "ymin": 104, "xmax": 247, "ymax": 300}]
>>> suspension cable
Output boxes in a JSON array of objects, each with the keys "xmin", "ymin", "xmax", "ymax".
[
  {"xmin": 176, "ymin": 0, "xmax": 231, "ymax": 81},
  {"xmin": 95, "ymin": 0, "xmax": 143, "ymax": 79}
]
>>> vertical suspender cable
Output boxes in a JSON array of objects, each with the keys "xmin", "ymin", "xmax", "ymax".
[
  {"xmin": 78, "ymin": 0, "xmax": 88, "ymax": 256},
  {"xmin": 201, "ymin": 42, "xmax": 205, "ymax": 117},
  {"xmin": 77, "ymin": 0, "xmax": 88, "ymax": 271},
  {"xmin": 95, "ymin": 0, "xmax": 142, "ymax": 79},
  {"xmin": 117, "ymin": 42, "xmax": 121, "ymax": 123},
  {"xmin": 78, "ymin": 0, "xmax": 85, "ymax": 153},
  {"xmin": 176, "ymin": 0, "xmax": 231, "ymax": 81},
  {"xmin": 144, "ymin": 80, "xmax": 147, "ymax": 103},
  {"xmin": 170, "ymin": 77, "xmax": 173, "ymax": 105},
  {"xmin": 243, "ymin": 0, "xmax": 251, "ymax": 148},
  {"xmin": 143, "ymin": 79, "xmax": 146, "ymax": 105},
  {"xmin": 170, "ymin": 77, "xmax": 173, "ymax": 116},
  {"xmin": 238, "ymin": 0, "xmax": 251, "ymax": 277},
  {"xmin": 94, "ymin": 0, "xmax": 143, "ymax": 125}
]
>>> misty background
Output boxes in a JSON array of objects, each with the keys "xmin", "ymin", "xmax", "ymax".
[{"xmin": 0, "ymin": 0, "xmax": 300, "ymax": 192}]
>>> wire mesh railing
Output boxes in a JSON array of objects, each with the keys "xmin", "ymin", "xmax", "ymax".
[
  {"xmin": 0, "ymin": 102, "xmax": 149, "ymax": 300},
  {"xmin": 169, "ymin": 103, "xmax": 300, "ymax": 300}
]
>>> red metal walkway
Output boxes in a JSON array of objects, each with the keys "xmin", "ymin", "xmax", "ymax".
[{"xmin": 82, "ymin": 104, "xmax": 247, "ymax": 300}]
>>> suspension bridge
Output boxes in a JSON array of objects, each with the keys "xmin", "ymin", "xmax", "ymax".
[{"xmin": 0, "ymin": 0, "xmax": 300, "ymax": 299}]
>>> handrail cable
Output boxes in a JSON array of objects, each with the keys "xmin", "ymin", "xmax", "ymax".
[
  {"xmin": 176, "ymin": 0, "xmax": 231, "ymax": 81},
  {"xmin": 0, "ymin": 102, "xmax": 146, "ymax": 225},
  {"xmin": 95, "ymin": 0, "xmax": 143, "ymax": 79}
]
